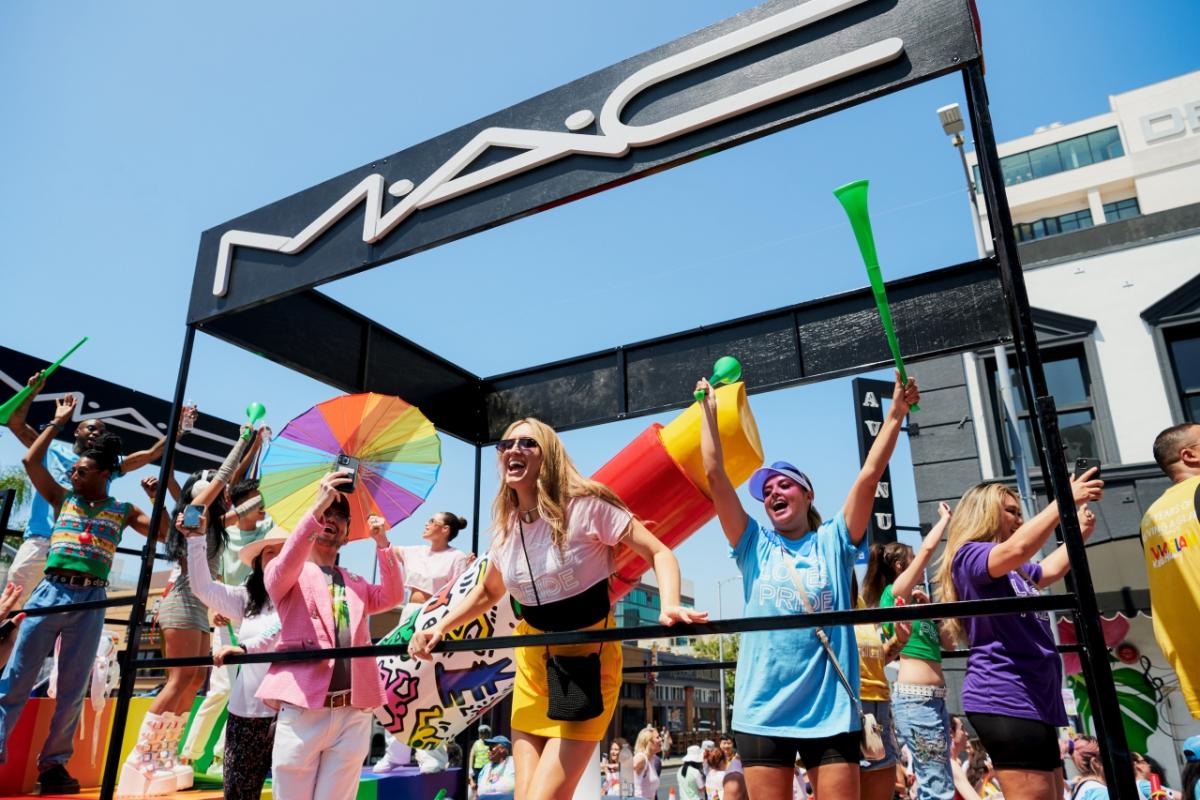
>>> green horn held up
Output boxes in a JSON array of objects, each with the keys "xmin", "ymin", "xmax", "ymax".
[{"xmin": 833, "ymin": 179, "xmax": 919, "ymax": 411}]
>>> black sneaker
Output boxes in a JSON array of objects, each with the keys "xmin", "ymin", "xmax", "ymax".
[{"xmin": 37, "ymin": 764, "xmax": 80, "ymax": 794}]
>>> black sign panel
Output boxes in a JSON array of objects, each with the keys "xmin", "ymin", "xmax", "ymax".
[
  {"xmin": 190, "ymin": 0, "xmax": 980, "ymax": 324},
  {"xmin": 852, "ymin": 377, "xmax": 897, "ymax": 546},
  {"xmin": 0, "ymin": 345, "xmax": 239, "ymax": 475}
]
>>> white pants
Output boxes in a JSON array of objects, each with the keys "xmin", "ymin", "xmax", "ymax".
[
  {"xmin": 182, "ymin": 627, "xmax": 231, "ymax": 761},
  {"xmin": 8, "ymin": 537, "xmax": 49, "ymax": 607},
  {"xmin": 272, "ymin": 704, "xmax": 373, "ymax": 800}
]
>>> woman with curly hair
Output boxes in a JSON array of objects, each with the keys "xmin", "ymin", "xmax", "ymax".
[{"xmin": 410, "ymin": 418, "xmax": 705, "ymax": 800}]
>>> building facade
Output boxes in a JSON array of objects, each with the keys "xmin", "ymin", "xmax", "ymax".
[{"xmin": 914, "ymin": 70, "xmax": 1200, "ymax": 782}]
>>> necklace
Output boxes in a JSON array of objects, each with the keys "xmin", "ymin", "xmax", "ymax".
[{"xmin": 519, "ymin": 507, "xmax": 538, "ymax": 523}]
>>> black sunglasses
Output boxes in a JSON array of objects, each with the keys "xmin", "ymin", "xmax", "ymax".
[{"xmin": 496, "ymin": 437, "xmax": 539, "ymax": 452}]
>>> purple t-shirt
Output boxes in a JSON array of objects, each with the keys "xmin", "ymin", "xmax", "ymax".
[{"xmin": 952, "ymin": 541, "xmax": 1066, "ymax": 726}]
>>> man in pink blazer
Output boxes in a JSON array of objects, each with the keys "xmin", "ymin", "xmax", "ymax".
[{"xmin": 258, "ymin": 471, "xmax": 404, "ymax": 800}]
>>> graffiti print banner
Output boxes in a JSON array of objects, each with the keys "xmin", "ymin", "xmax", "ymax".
[{"xmin": 375, "ymin": 556, "xmax": 520, "ymax": 748}]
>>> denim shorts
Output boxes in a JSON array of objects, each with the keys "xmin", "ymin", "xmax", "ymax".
[
  {"xmin": 892, "ymin": 688, "xmax": 954, "ymax": 800},
  {"xmin": 859, "ymin": 699, "xmax": 900, "ymax": 771}
]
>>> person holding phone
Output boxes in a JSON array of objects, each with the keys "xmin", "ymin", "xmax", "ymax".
[
  {"xmin": 934, "ymin": 472, "xmax": 1101, "ymax": 800},
  {"xmin": 0, "ymin": 394, "xmax": 166, "ymax": 794},
  {"xmin": 257, "ymin": 470, "xmax": 404, "ymax": 800},
  {"xmin": 696, "ymin": 370, "xmax": 920, "ymax": 800},
  {"xmin": 409, "ymin": 418, "xmax": 705, "ymax": 800},
  {"xmin": 180, "ymin": 511, "xmax": 285, "ymax": 800},
  {"xmin": 116, "ymin": 425, "xmax": 262, "ymax": 796}
]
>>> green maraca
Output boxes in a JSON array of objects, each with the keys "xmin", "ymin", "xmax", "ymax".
[
  {"xmin": 243, "ymin": 401, "xmax": 267, "ymax": 439},
  {"xmin": 694, "ymin": 356, "xmax": 743, "ymax": 401}
]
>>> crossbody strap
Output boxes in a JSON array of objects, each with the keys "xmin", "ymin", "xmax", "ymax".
[
  {"xmin": 517, "ymin": 516, "xmax": 606, "ymax": 655},
  {"xmin": 777, "ymin": 540, "xmax": 863, "ymax": 714}
]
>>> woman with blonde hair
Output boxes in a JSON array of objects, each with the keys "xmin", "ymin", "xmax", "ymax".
[
  {"xmin": 934, "ymin": 472, "xmax": 1102, "ymax": 800},
  {"xmin": 410, "ymin": 418, "xmax": 705, "ymax": 800},
  {"xmin": 633, "ymin": 727, "xmax": 662, "ymax": 800}
]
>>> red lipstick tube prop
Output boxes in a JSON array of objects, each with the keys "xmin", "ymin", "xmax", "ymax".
[{"xmin": 596, "ymin": 424, "xmax": 715, "ymax": 602}]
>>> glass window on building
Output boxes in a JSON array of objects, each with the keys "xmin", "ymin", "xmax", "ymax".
[
  {"xmin": 986, "ymin": 344, "xmax": 1101, "ymax": 473},
  {"xmin": 1088, "ymin": 127, "xmax": 1124, "ymax": 161},
  {"xmin": 1014, "ymin": 208, "xmax": 1093, "ymax": 242},
  {"xmin": 1103, "ymin": 197, "xmax": 1141, "ymax": 222},
  {"xmin": 1057, "ymin": 136, "xmax": 1094, "ymax": 171},
  {"xmin": 1165, "ymin": 322, "xmax": 1200, "ymax": 423},
  {"xmin": 1029, "ymin": 144, "xmax": 1064, "ymax": 179},
  {"xmin": 1001, "ymin": 151, "xmax": 1034, "ymax": 185},
  {"xmin": 986, "ymin": 127, "xmax": 1124, "ymax": 189}
]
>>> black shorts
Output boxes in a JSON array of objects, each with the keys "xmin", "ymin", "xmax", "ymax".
[
  {"xmin": 734, "ymin": 729, "xmax": 860, "ymax": 769},
  {"xmin": 967, "ymin": 713, "xmax": 1063, "ymax": 772}
]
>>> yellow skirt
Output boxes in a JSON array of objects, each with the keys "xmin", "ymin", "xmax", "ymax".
[{"xmin": 511, "ymin": 614, "xmax": 622, "ymax": 742}]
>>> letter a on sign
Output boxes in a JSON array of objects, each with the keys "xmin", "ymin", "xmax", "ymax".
[{"xmin": 862, "ymin": 391, "xmax": 879, "ymax": 408}]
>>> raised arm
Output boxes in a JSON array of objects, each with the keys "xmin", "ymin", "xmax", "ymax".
[
  {"xmin": 891, "ymin": 501, "xmax": 952, "ymax": 601},
  {"xmin": 843, "ymin": 371, "xmax": 919, "ymax": 546},
  {"xmin": 183, "ymin": 532, "xmax": 248, "ymax": 622},
  {"xmin": 696, "ymin": 378, "xmax": 750, "ymax": 548},
  {"xmin": 987, "ymin": 469, "xmax": 1101, "ymax": 579},
  {"xmin": 408, "ymin": 558, "xmax": 506, "ymax": 660},
  {"xmin": 624, "ymin": 519, "xmax": 708, "ymax": 625},
  {"xmin": 21, "ymin": 394, "xmax": 74, "ymax": 510},
  {"xmin": 264, "ymin": 471, "xmax": 346, "ymax": 600},
  {"xmin": 121, "ymin": 405, "xmax": 197, "ymax": 475},
  {"xmin": 1035, "ymin": 503, "xmax": 1097, "ymax": 588},
  {"xmin": 364, "ymin": 514, "xmax": 406, "ymax": 613},
  {"xmin": 6, "ymin": 372, "xmax": 46, "ymax": 448},
  {"xmin": 127, "ymin": 503, "xmax": 169, "ymax": 539}
]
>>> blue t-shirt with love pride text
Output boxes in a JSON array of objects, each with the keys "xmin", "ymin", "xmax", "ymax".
[{"xmin": 730, "ymin": 511, "xmax": 862, "ymax": 739}]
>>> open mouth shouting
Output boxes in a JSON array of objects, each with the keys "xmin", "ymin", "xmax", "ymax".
[{"xmin": 504, "ymin": 452, "xmax": 529, "ymax": 482}]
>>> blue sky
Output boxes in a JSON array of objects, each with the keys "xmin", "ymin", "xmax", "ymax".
[{"xmin": 1, "ymin": 1, "xmax": 1197, "ymax": 616}]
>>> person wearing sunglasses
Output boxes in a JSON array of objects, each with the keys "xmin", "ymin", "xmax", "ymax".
[
  {"xmin": 0, "ymin": 394, "xmax": 166, "ymax": 794},
  {"xmin": 409, "ymin": 418, "xmax": 706, "ymax": 800},
  {"xmin": 257, "ymin": 470, "xmax": 404, "ymax": 800}
]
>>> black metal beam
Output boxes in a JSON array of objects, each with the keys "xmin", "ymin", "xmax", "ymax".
[
  {"xmin": 128, "ymin": 595, "xmax": 1075, "ymax": 668},
  {"xmin": 481, "ymin": 258, "xmax": 1010, "ymax": 441},
  {"xmin": 99, "ymin": 326, "xmax": 195, "ymax": 800},
  {"xmin": 964, "ymin": 62, "xmax": 1136, "ymax": 800}
]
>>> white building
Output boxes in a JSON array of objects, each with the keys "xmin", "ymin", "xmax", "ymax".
[{"xmin": 913, "ymin": 70, "xmax": 1200, "ymax": 783}]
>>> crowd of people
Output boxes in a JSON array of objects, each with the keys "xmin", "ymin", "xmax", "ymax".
[{"xmin": 0, "ymin": 364, "xmax": 1195, "ymax": 800}]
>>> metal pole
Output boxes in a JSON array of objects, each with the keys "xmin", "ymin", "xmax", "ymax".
[
  {"xmin": 471, "ymin": 444, "xmax": 482, "ymax": 556},
  {"xmin": 717, "ymin": 588, "xmax": 726, "ymax": 732},
  {"xmin": 99, "ymin": 325, "xmax": 195, "ymax": 800},
  {"xmin": 962, "ymin": 63, "xmax": 1137, "ymax": 799}
]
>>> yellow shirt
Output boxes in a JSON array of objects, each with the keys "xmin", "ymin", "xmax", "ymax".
[
  {"xmin": 856, "ymin": 621, "xmax": 891, "ymax": 702},
  {"xmin": 1140, "ymin": 474, "xmax": 1200, "ymax": 717}
]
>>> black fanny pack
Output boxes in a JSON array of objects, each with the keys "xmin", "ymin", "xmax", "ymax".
[{"xmin": 518, "ymin": 518, "xmax": 608, "ymax": 722}]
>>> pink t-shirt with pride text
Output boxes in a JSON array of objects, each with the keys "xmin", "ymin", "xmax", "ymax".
[{"xmin": 491, "ymin": 495, "xmax": 632, "ymax": 606}]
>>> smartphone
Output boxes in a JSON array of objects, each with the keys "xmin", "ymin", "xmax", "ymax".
[
  {"xmin": 1073, "ymin": 457, "xmax": 1101, "ymax": 480},
  {"xmin": 334, "ymin": 454, "xmax": 360, "ymax": 494},
  {"xmin": 182, "ymin": 504, "xmax": 204, "ymax": 528},
  {"xmin": 0, "ymin": 618, "xmax": 21, "ymax": 642}
]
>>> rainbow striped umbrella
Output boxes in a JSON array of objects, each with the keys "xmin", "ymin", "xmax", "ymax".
[{"xmin": 259, "ymin": 393, "xmax": 441, "ymax": 541}]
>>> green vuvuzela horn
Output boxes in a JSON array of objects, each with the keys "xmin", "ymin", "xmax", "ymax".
[
  {"xmin": 833, "ymin": 180, "xmax": 918, "ymax": 411},
  {"xmin": 0, "ymin": 336, "xmax": 89, "ymax": 425}
]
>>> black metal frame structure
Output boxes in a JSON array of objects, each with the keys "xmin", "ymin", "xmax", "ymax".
[{"xmin": 13, "ymin": 1, "xmax": 1127, "ymax": 796}]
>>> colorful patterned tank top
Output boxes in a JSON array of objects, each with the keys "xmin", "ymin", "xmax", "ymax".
[{"xmin": 46, "ymin": 491, "xmax": 131, "ymax": 580}]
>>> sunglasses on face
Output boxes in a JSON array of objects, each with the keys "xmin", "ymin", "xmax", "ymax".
[{"xmin": 496, "ymin": 437, "xmax": 539, "ymax": 453}]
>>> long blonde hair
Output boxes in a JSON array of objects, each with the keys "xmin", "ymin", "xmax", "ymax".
[
  {"xmin": 492, "ymin": 417, "xmax": 630, "ymax": 550},
  {"xmin": 933, "ymin": 482, "xmax": 1020, "ymax": 645},
  {"xmin": 634, "ymin": 727, "xmax": 658, "ymax": 757}
]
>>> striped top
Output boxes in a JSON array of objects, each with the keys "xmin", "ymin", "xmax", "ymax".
[{"xmin": 46, "ymin": 491, "xmax": 131, "ymax": 580}]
